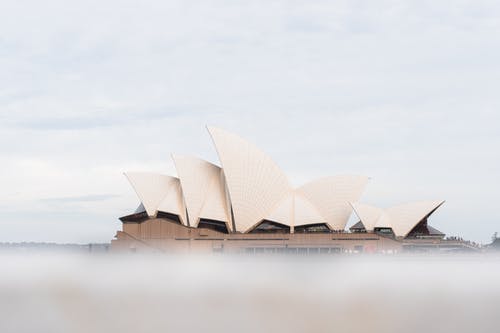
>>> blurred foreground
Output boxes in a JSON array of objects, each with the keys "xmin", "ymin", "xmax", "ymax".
[{"xmin": 1, "ymin": 253, "xmax": 499, "ymax": 333}]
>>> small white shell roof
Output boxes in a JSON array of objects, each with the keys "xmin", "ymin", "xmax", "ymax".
[
  {"xmin": 298, "ymin": 175, "xmax": 369, "ymax": 230},
  {"xmin": 350, "ymin": 203, "xmax": 384, "ymax": 231},
  {"xmin": 351, "ymin": 200, "xmax": 445, "ymax": 237},
  {"xmin": 156, "ymin": 177, "xmax": 187, "ymax": 225},
  {"xmin": 386, "ymin": 201, "xmax": 445, "ymax": 237},
  {"xmin": 266, "ymin": 192, "xmax": 326, "ymax": 227},
  {"xmin": 125, "ymin": 172, "xmax": 176, "ymax": 217},
  {"xmin": 172, "ymin": 155, "xmax": 230, "ymax": 228},
  {"xmin": 208, "ymin": 126, "xmax": 291, "ymax": 232},
  {"xmin": 125, "ymin": 172, "xmax": 187, "ymax": 224},
  {"xmin": 198, "ymin": 171, "xmax": 231, "ymax": 225}
]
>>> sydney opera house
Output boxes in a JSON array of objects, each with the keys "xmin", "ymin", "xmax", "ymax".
[{"xmin": 112, "ymin": 127, "xmax": 471, "ymax": 254}]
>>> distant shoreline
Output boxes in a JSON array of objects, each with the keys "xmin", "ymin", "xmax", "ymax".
[{"xmin": 0, "ymin": 242, "xmax": 110, "ymax": 253}]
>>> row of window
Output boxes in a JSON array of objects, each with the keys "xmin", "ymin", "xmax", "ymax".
[
  {"xmin": 242, "ymin": 247, "xmax": 344, "ymax": 255},
  {"xmin": 122, "ymin": 213, "xmax": 402, "ymax": 237}
]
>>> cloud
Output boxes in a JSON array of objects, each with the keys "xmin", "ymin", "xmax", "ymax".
[
  {"xmin": 0, "ymin": 0, "xmax": 499, "ymax": 243},
  {"xmin": 40, "ymin": 194, "xmax": 120, "ymax": 204},
  {"xmin": 10, "ymin": 108, "xmax": 187, "ymax": 130}
]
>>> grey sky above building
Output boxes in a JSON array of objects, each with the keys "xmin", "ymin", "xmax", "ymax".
[{"xmin": 1, "ymin": 0, "xmax": 499, "ymax": 243}]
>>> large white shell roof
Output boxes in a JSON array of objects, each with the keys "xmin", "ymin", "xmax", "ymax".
[
  {"xmin": 208, "ymin": 126, "xmax": 292, "ymax": 232},
  {"xmin": 124, "ymin": 126, "xmax": 443, "ymax": 234}
]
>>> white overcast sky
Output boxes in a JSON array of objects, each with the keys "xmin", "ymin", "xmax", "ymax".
[{"xmin": 1, "ymin": 0, "xmax": 499, "ymax": 244}]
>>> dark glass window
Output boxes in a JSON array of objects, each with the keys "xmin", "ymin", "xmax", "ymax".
[
  {"xmin": 119, "ymin": 211, "xmax": 149, "ymax": 223},
  {"xmin": 198, "ymin": 219, "xmax": 229, "ymax": 234},
  {"xmin": 406, "ymin": 218, "xmax": 445, "ymax": 239},
  {"xmin": 294, "ymin": 223, "xmax": 332, "ymax": 233},
  {"xmin": 156, "ymin": 211, "xmax": 182, "ymax": 224},
  {"xmin": 374, "ymin": 227, "xmax": 394, "ymax": 236},
  {"xmin": 349, "ymin": 221, "xmax": 366, "ymax": 233},
  {"xmin": 248, "ymin": 220, "xmax": 291, "ymax": 233}
]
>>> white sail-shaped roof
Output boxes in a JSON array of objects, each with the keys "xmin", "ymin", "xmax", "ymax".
[
  {"xmin": 264, "ymin": 192, "xmax": 326, "ymax": 227},
  {"xmin": 350, "ymin": 200, "xmax": 445, "ymax": 237},
  {"xmin": 298, "ymin": 175, "xmax": 369, "ymax": 230},
  {"xmin": 172, "ymin": 155, "xmax": 230, "ymax": 228},
  {"xmin": 198, "ymin": 177, "xmax": 231, "ymax": 225},
  {"xmin": 374, "ymin": 212, "xmax": 392, "ymax": 229},
  {"xmin": 156, "ymin": 177, "xmax": 187, "ymax": 225},
  {"xmin": 208, "ymin": 126, "xmax": 291, "ymax": 232},
  {"xmin": 294, "ymin": 193, "xmax": 327, "ymax": 226},
  {"xmin": 125, "ymin": 172, "xmax": 178, "ymax": 217},
  {"xmin": 123, "ymin": 127, "xmax": 446, "ymax": 237},
  {"xmin": 385, "ymin": 200, "xmax": 445, "ymax": 237},
  {"xmin": 265, "ymin": 192, "xmax": 293, "ymax": 225}
]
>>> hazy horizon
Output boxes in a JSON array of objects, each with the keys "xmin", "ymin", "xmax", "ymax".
[{"xmin": 1, "ymin": 253, "xmax": 500, "ymax": 333}]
